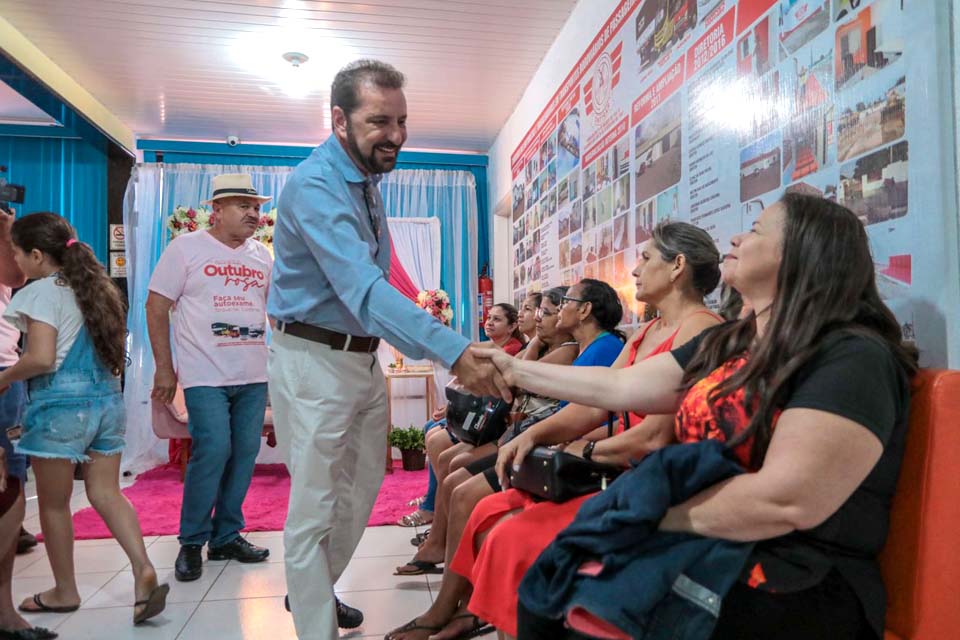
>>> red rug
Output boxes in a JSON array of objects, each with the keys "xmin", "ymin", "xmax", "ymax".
[{"xmin": 67, "ymin": 461, "xmax": 427, "ymax": 540}]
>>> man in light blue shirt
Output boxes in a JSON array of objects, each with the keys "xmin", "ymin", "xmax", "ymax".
[{"xmin": 268, "ymin": 59, "xmax": 503, "ymax": 640}]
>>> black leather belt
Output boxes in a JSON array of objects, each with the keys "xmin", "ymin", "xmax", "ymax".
[{"xmin": 276, "ymin": 321, "xmax": 380, "ymax": 353}]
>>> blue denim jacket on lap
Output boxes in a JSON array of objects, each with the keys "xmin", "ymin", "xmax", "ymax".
[{"xmin": 519, "ymin": 440, "xmax": 754, "ymax": 640}]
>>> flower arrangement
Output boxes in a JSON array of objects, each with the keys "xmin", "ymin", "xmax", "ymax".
[
  {"xmin": 167, "ymin": 206, "xmax": 277, "ymax": 246},
  {"xmin": 167, "ymin": 206, "xmax": 212, "ymax": 239},
  {"xmin": 416, "ymin": 289, "xmax": 453, "ymax": 326}
]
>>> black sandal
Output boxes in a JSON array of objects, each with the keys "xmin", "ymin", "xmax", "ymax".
[
  {"xmin": 18, "ymin": 594, "xmax": 79, "ymax": 614},
  {"xmin": 394, "ymin": 558, "xmax": 444, "ymax": 576},
  {"xmin": 384, "ymin": 617, "xmax": 442, "ymax": 639},
  {"xmin": 133, "ymin": 583, "xmax": 169, "ymax": 624},
  {"xmin": 444, "ymin": 613, "xmax": 493, "ymax": 640}
]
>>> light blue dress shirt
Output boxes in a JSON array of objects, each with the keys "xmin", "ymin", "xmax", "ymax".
[{"xmin": 268, "ymin": 135, "xmax": 470, "ymax": 369}]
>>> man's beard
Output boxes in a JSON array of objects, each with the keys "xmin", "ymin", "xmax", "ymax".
[{"xmin": 346, "ymin": 121, "xmax": 401, "ymax": 174}]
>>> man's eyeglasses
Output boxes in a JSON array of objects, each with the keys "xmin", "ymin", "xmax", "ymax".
[{"xmin": 560, "ymin": 295, "xmax": 587, "ymax": 307}]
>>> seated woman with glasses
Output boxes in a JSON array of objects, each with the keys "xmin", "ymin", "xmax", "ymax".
[
  {"xmin": 387, "ymin": 224, "xmax": 722, "ymax": 640},
  {"xmin": 396, "ymin": 287, "xmax": 578, "ymax": 574}
]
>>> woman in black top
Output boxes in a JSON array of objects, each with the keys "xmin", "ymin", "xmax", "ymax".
[{"xmin": 487, "ymin": 194, "xmax": 916, "ymax": 640}]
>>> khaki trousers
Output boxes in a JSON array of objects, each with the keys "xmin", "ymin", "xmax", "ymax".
[{"xmin": 268, "ymin": 331, "xmax": 388, "ymax": 639}]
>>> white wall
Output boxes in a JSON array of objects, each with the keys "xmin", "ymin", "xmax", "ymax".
[{"xmin": 488, "ymin": 0, "xmax": 620, "ymax": 304}]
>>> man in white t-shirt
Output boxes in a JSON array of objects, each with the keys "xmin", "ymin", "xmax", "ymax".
[{"xmin": 146, "ymin": 174, "xmax": 273, "ymax": 582}]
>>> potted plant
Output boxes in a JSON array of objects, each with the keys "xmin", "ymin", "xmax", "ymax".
[{"xmin": 388, "ymin": 425, "xmax": 426, "ymax": 471}]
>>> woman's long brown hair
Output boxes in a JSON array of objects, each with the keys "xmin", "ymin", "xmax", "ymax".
[
  {"xmin": 680, "ymin": 194, "xmax": 917, "ymax": 468},
  {"xmin": 12, "ymin": 212, "xmax": 127, "ymax": 375}
]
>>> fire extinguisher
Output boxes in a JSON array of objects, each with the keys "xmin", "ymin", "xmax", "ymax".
[{"xmin": 478, "ymin": 264, "xmax": 494, "ymax": 338}]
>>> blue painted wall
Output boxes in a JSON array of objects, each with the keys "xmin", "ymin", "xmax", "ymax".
[{"xmin": 0, "ymin": 134, "xmax": 108, "ymax": 262}]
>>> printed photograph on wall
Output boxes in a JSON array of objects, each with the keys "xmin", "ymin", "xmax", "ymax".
[
  {"xmin": 737, "ymin": 11, "xmax": 778, "ymax": 78},
  {"xmin": 557, "ymin": 109, "xmax": 581, "ymax": 178},
  {"xmin": 740, "ymin": 130, "xmax": 783, "ymax": 202},
  {"xmin": 585, "ymin": 229, "xmax": 598, "ymax": 264},
  {"xmin": 512, "ymin": 180, "xmax": 525, "ymax": 219},
  {"xmin": 560, "ymin": 237, "xmax": 571, "ymax": 269},
  {"xmin": 615, "ymin": 173, "xmax": 631, "ymax": 216},
  {"xmin": 558, "ymin": 176, "xmax": 571, "ymax": 208},
  {"xmin": 782, "ymin": 105, "xmax": 836, "ymax": 185},
  {"xmin": 614, "ymin": 213, "xmax": 629, "ymax": 252},
  {"xmin": 541, "ymin": 131, "xmax": 558, "ymax": 169},
  {"xmin": 656, "ymin": 185, "xmax": 681, "ymax": 221},
  {"xmin": 613, "ymin": 137, "xmax": 631, "ymax": 180},
  {"xmin": 835, "ymin": 0, "xmax": 905, "ymax": 91},
  {"xmin": 635, "ymin": 92, "xmax": 683, "ymax": 203},
  {"xmin": 779, "ymin": 0, "xmax": 830, "ymax": 55},
  {"xmin": 584, "ymin": 195, "xmax": 598, "ymax": 233},
  {"xmin": 837, "ymin": 74, "xmax": 905, "ymax": 162},
  {"xmin": 635, "ymin": 0, "xmax": 700, "ymax": 74},
  {"xmin": 782, "ymin": 32, "xmax": 833, "ymax": 116},
  {"xmin": 838, "ymin": 140, "xmax": 908, "ymax": 225},
  {"xmin": 570, "ymin": 231, "xmax": 583, "ymax": 264},
  {"xmin": 739, "ymin": 70, "xmax": 781, "ymax": 145},
  {"xmin": 597, "ymin": 184, "xmax": 615, "ymax": 226},
  {"xmin": 570, "ymin": 199, "xmax": 583, "ymax": 233},
  {"xmin": 599, "ymin": 222, "xmax": 614, "ymax": 260},
  {"xmin": 559, "ymin": 204, "xmax": 571, "ymax": 239},
  {"xmin": 636, "ymin": 197, "xmax": 656, "ymax": 244},
  {"xmin": 583, "ymin": 163, "xmax": 597, "ymax": 199}
]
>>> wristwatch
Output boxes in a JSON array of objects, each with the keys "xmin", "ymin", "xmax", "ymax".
[{"xmin": 582, "ymin": 441, "xmax": 596, "ymax": 461}]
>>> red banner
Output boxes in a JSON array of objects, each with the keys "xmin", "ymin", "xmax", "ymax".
[
  {"xmin": 686, "ymin": 8, "xmax": 736, "ymax": 78},
  {"xmin": 632, "ymin": 58, "xmax": 685, "ymax": 127},
  {"xmin": 582, "ymin": 116, "xmax": 629, "ymax": 167},
  {"xmin": 510, "ymin": 0, "xmax": 642, "ymax": 178}
]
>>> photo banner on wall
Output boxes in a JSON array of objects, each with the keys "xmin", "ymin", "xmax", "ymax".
[{"xmin": 510, "ymin": 0, "xmax": 949, "ymax": 360}]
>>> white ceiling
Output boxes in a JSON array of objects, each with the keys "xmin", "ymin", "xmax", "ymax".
[{"xmin": 0, "ymin": 0, "xmax": 578, "ymax": 151}]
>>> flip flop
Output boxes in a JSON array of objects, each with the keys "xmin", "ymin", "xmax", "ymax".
[
  {"xmin": 18, "ymin": 594, "xmax": 79, "ymax": 614},
  {"xmin": 384, "ymin": 617, "xmax": 442, "ymax": 640},
  {"xmin": 394, "ymin": 558, "xmax": 444, "ymax": 576},
  {"xmin": 410, "ymin": 530, "xmax": 430, "ymax": 547},
  {"xmin": 444, "ymin": 613, "xmax": 494, "ymax": 640},
  {"xmin": 0, "ymin": 628, "xmax": 58, "ymax": 640},
  {"xmin": 133, "ymin": 583, "xmax": 169, "ymax": 624}
]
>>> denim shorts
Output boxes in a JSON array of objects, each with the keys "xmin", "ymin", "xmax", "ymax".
[{"xmin": 18, "ymin": 378, "xmax": 126, "ymax": 463}]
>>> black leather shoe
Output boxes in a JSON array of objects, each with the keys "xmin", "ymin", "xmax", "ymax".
[
  {"xmin": 336, "ymin": 598, "xmax": 364, "ymax": 629},
  {"xmin": 207, "ymin": 537, "xmax": 269, "ymax": 563},
  {"xmin": 175, "ymin": 545, "xmax": 203, "ymax": 582},
  {"xmin": 16, "ymin": 526, "xmax": 38, "ymax": 555},
  {"xmin": 283, "ymin": 595, "xmax": 364, "ymax": 629}
]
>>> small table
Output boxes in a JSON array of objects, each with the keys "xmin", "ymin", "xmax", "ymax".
[{"xmin": 384, "ymin": 365, "xmax": 436, "ymax": 473}]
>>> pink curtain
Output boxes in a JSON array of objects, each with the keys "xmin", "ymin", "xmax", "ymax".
[{"xmin": 387, "ymin": 236, "xmax": 419, "ymax": 301}]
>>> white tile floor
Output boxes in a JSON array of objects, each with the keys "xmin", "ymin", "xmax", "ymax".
[{"xmin": 13, "ymin": 478, "xmax": 490, "ymax": 639}]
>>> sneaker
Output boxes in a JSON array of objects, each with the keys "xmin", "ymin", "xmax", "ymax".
[
  {"xmin": 283, "ymin": 595, "xmax": 364, "ymax": 629},
  {"xmin": 16, "ymin": 527, "xmax": 38, "ymax": 555},
  {"xmin": 207, "ymin": 537, "xmax": 269, "ymax": 563},
  {"xmin": 175, "ymin": 545, "xmax": 203, "ymax": 582}
]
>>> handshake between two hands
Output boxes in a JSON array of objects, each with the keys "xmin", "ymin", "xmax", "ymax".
[{"xmin": 450, "ymin": 342, "xmax": 517, "ymax": 401}]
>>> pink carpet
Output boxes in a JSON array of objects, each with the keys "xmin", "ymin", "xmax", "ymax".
[{"xmin": 67, "ymin": 461, "xmax": 428, "ymax": 540}]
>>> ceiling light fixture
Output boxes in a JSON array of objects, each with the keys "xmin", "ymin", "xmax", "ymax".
[{"xmin": 282, "ymin": 52, "xmax": 309, "ymax": 67}]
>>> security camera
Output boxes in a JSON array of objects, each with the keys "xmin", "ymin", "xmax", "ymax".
[{"xmin": 226, "ymin": 136, "xmax": 241, "ymax": 147}]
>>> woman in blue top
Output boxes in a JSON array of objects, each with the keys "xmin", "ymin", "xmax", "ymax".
[{"xmin": 387, "ymin": 279, "xmax": 625, "ymax": 639}]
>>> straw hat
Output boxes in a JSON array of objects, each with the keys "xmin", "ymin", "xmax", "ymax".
[{"xmin": 202, "ymin": 173, "xmax": 272, "ymax": 204}]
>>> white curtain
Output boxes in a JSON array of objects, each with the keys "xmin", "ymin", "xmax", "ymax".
[
  {"xmin": 121, "ymin": 164, "xmax": 168, "ymax": 474},
  {"xmin": 380, "ymin": 169, "xmax": 479, "ymax": 342},
  {"xmin": 390, "ymin": 218, "xmax": 441, "ymax": 290}
]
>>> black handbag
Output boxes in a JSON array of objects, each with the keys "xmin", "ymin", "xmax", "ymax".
[
  {"xmin": 444, "ymin": 383, "xmax": 511, "ymax": 446},
  {"xmin": 507, "ymin": 413, "xmax": 627, "ymax": 502}
]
